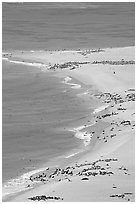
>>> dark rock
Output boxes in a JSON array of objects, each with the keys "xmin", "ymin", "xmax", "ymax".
[{"xmin": 81, "ymin": 177, "xmax": 89, "ymax": 180}]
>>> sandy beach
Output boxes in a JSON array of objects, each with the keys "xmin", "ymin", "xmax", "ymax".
[{"xmin": 2, "ymin": 46, "xmax": 135, "ymax": 202}]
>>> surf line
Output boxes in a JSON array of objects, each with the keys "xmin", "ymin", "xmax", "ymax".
[
  {"xmin": 2, "ymin": 57, "xmax": 48, "ymax": 69},
  {"xmin": 62, "ymin": 76, "xmax": 81, "ymax": 89},
  {"xmin": 2, "ymin": 166, "xmax": 52, "ymax": 198}
]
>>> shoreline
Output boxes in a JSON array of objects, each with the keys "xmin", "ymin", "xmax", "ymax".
[
  {"xmin": 2, "ymin": 46, "xmax": 135, "ymax": 65},
  {"xmin": 2, "ymin": 46, "xmax": 135, "ymax": 202},
  {"xmin": 2, "ymin": 45, "xmax": 135, "ymax": 53},
  {"xmin": 2, "ymin": 74, "xmax": 103, "ymax": 200},
  {"xmin": 2, "ymin": 61, "xmax": 103, "ymax": 200}
]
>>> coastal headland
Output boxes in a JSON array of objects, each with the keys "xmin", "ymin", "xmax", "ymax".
[{"xmin": 2, "ymin": 46, "xmax": 135, "ymax": 202}]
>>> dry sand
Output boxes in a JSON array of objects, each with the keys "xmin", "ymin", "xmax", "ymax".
[{"xmin": 3, "ymin": 46, "xmax": 135, "ymax": 202}]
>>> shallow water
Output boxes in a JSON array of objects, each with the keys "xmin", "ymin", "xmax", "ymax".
[
  {"xmin": 2, "ymin": 2, "xmax": 134, "ymax": 50},
  {"xmin": 2, "ymin": 61, "xmax": 92, "ymax": 184}
]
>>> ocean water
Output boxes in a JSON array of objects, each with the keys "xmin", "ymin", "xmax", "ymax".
[
  {"xmin": 2, "ymin": 60, "xmax": 92, "ymax": 184},
  {"xmin": 2, "ymin": 2, "xmax": 134, "ymax": 50}
]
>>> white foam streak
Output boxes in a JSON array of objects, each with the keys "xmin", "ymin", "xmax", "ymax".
[
  {"xmin": 65, "ymin": 150, "xmax": 84, "ymax": 158},
  {"xmin": 2, "ymin": 57, "xmax": 9, "ymax": 61},
  {"xmin": 62, "ymin": 76, "xmax": 81, "ymax": 89},
  {"xmin": 69, "ymin": 122, "xmax": 95, "ymax": 147},
  {"xmin": 78, "ymin": 90, "xmax": 89, "ymax": 96},
  {"xmin": 93, "ymin": 105, "xmax": 109, "ymax": 114},
  {"xmin": 2, "ymin": 57, "xmax": 47, "ymax": 69}
]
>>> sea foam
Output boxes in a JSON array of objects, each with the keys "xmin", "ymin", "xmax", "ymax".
[
  {"xmin": 93, "ymin": 105, "xmax": 109, "ymax": 114},
  {"xmin": 2, "ymin": 57, "xmax": 47, "ymax": 69},
  {"xmin": 2, "ymin": 166, "xmax": 50, "ymax": 198},
  {"xmin": 69, "ymin": 122, "xmax": 96, "ymax": 147},
  {"xmin": 62, "ymin": 76, "xmax": 81, "ymax": 89}
]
